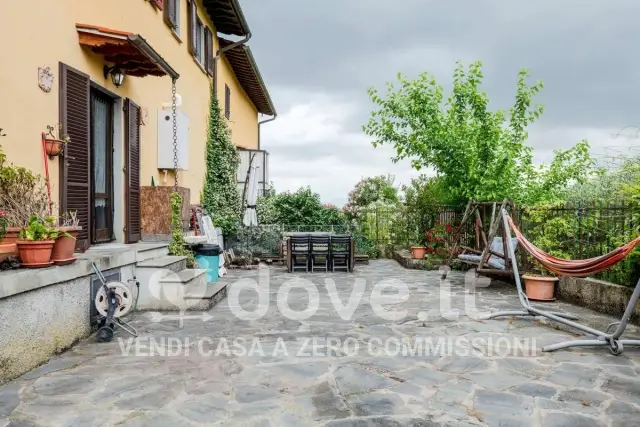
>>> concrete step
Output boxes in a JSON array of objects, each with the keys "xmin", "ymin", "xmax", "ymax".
[
  {"xmin": 184, "ymin": 282, "xmax": 228, "ymax": 311},
  {"xmin": 136, "ymin": 256, "xmax": 187, "ymax": 310},
  {"xmin": 136, "ymin": 243, "xmax": 170, "ymax": 262}
]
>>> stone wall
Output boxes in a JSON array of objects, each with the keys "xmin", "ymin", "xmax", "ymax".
[
  {"xmin": 558, "ymin": 276, "xmax": 640, "ymax": 324},
  {"xmin": 393, "ymin": 250, "xmax": 442, "ymax": 271},
  {"xmin": 0, "ymin": 252, "xmax": 137, "ymax": 384}
]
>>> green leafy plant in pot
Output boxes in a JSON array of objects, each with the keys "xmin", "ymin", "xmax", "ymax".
[{"xmin": 17, "ymin": 215, "xmax": 64, "ymax": 268}]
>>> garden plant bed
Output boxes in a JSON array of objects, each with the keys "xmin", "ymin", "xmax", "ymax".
[{"xmin": 393, "ymin": 249, "xmax": 445, "ymax": 271}]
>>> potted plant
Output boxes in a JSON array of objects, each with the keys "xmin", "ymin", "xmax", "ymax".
[
  {"xmin": 522, "ymin": 264, "xmax": 558, "ymax": 301},
  {"xmin": 16, "ymin": 215, "xmax": 61, "ymax": 268},
  {"xmin": 51, "ymin": 211, "xmax": 81, "ymax": 265},
  {"xmin": 0, "ymin": 209, "xmax": 16, "ymax": 261},
  {"xmin": 44, "ymin": 124, "xmax": 71, "ymax": 158},
  {"xmin": 410, "ymin": 244, "xmax": 426, "ymax": 259}
]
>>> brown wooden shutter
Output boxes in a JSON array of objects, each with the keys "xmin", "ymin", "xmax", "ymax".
[
  {"xmin": 59, "ymin": 63, "xmax": 90, "ymax": 252},
  {"xmin": 152, "ymin": 0, "xmax": 163, "ymax": 9},
  {"xmin": 187, "ymin": 0, "xmax": 197, "ymax": 55},
  {"xmin": 205, "ymin": 27, "xmax": 214, "ymax": 76},
  {"xmin": 164, "ymin": 0, "xmax": 178, "ymax": 28},
  {"xmin": 124, "ymin": 99, "xmax": 142, "ymax": 244}
]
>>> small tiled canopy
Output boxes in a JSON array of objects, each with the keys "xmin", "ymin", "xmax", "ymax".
[{"xmin": 76, "ymin": 24, "xmax": 179, "ymax": 79}]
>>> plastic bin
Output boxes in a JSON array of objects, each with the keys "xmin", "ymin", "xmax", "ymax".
[{"xmin": 194, "ymin": 244, "xmax": 220, "ymax": 283}]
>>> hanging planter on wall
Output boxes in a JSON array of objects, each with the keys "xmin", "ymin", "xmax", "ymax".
[{"xmin": 44, "ymin": 124, "xmax": 70, "ymax": 159}]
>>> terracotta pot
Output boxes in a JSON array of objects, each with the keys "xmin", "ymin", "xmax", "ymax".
[
  {"xmin": 44, "ymin": 139, "xmax": 64, "ymax": 157},
  {"xmin": 0, "ymin": 243, "xmax": 17, "ymax": 263},
  {"xmin": 523, "ymin": 274, "xmax": 558, "ymax": 301},
  {"xmin": 51, "ymin": 228, "xmax": 80, "ymax": 264},
  {"xmin": 1, "ymin": 227, "xmax": 21, "ymax": 245},
  {"xmin": 410, "ymin": 246, "xmax": 426, "ymax": 259},
  {"xmin": 17, "ymin": 240, "xmax": 55, "ymax": 267}
]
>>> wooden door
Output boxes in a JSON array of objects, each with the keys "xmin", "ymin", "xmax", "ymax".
[
  {"xmin": 59, "ymin": 63, "xmax": 91, "ymax": 252},
  {"xmin": 124, "ymin": 99, "xmax": 141, "ymax": 243}
]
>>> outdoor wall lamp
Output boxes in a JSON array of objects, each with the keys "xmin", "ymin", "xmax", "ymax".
[{"xmin": 104, "ymin": 65, "xmax": 125, "ymax": 87}]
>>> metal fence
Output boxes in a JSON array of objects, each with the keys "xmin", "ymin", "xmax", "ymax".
[
  {"xmin": 228, "ymin": 202, "xmax": 639, "ymax": 286},
  {"xmin": 358, "ymin": 202, "xmax": 638, "ymax": 286}
]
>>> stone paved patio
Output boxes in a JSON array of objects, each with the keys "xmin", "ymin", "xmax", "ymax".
[{"xmin": 2, "ymin": 260, "xmax": 640, "ymax": 426}]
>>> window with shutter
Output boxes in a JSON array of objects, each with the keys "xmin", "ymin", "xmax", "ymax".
[
  {"xmin": 187, "ymin": 0, "xmax": 196, "ymax": 55},
  {"xmin": 124, "ymin": 99, "xmax": 142, "ymax": 244},
  {"xmin": 225, "ymin": 85, "xmax": 231, "ymax": 119},
  {"xmin": 195, "ymin": 17, "xmax": 204, "ymax": 65},
  {"xmin": 59, "ymin": 63, "xmax": 91, "ymax": 252},
  {"xmin": 164, "ymin": 0, "xmax": 179, "ymax": 33},
  {"xmin": 151, "ymin": 0, "xmax": 163, "ymax": 9},
  {"xmin": 205, "ymin": 27, "xmax": 214, "ymax": 76}
]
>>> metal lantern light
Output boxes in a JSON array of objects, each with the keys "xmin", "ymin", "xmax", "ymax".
[{"xmin": 104, "ymin": 66, "xmax": 125, "ymax": 87}]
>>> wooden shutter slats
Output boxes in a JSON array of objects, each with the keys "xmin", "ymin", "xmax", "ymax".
[
  {"xmin": 59, "ymin": 63, "xmax": 91, "ymax": 252},
  {"xmin": 164, "ymin": 0, "xmax": 178, "ymax": 29},
  {"xmin": 187, "ymin": 0, "xmax": 196, "ymax": 55},
  {"xmin": 205, "ymin": 27, "xmax": 214, "ymax": 76},
  {"xmin": 125, "ymin": 99, "xmax": 142, "ymax": 244}
]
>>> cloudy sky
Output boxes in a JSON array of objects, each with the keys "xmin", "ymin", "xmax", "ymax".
[{"xmin": 241, "ymin": 0, "xmax": 640, "ymax": 206}]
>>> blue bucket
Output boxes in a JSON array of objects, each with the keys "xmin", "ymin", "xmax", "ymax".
[{"xmin": 194, "ymin": 244, "xmax": 220, "ymax": 282}]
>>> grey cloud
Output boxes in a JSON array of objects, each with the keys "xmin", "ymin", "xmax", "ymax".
[{"xmin": 241, "ymin": 0, "xmax": 640, "ymax": 204}]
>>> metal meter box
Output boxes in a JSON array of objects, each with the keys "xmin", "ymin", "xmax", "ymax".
[{"xmin": 157, "ymin": 109, "xmax": 189, "ymax": 170}]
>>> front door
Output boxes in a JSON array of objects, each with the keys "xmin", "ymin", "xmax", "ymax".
[{"xmin": 90, "ymin": 89, "xmax": 114, "ymax": 243}]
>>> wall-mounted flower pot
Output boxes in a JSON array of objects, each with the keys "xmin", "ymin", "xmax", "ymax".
[
  {"xmin": 523, "ymin": 274, "xmax": 558, "ymax": 301},
  {"xmin": 44, "ymin": 139, "xmax": 64, "ymax": 159},
  {"xmin": 51, "ymin": 227, "xmax": 80, "ymax": 265},
  {"xmin": 410, "ymin": 246, "xmax": 426, "ymax": 259},
  {"xmin": 17, "ymin": 240, "xmax": 55, "ymax": 268}
]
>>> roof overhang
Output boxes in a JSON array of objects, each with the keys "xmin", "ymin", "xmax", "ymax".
[
  {"xmin": 219, "ymin": 38, "xmax": 276, "ymax": 117},
  {"xmin": 76, "ymin": 24, "xmax": 179, "ymax": 79},
  {"xmin": 202, "ymin": 0, "xmax": 250, "ymax": 36}
]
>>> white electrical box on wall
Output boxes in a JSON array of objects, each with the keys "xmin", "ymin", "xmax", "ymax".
[{"xmin": 157, "ymin": 109, "xmax": 189, "ymax": 170}]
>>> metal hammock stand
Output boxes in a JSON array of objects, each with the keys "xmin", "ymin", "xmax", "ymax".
[{"xmin": 485, "ymin": 208, "xmax": 640, "ymax": 356}]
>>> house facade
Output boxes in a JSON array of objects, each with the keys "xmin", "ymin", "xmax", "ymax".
[{"xmin": 0, "ymin": 0, "xmax": 276, "ymax": 249}]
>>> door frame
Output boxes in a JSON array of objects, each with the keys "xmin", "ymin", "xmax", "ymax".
[{"xmin": 89, "ymin": 86, "xmax": 116, "ymax": 244}]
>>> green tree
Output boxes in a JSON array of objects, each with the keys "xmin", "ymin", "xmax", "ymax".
[
  {"xmin": 256, "ymin": 187, "xmax": 346, "ymax": 228},
  {"xmin": 201, "ymin": 89, "xmax": 241, "ymax": 235},
  {"xmin": 363, "ymin": 61, "xmax": 593, "ymax": 204},
  {"xmin": 344, "ymin": 175, "xmax": 399, "ymax": 219}
]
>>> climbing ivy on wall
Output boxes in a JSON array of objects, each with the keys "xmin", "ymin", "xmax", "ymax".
[
  {"xmin": 168, "ymin": 192, "xmax": 195, "ymax": 267},
  {"xmin": 201, "ymin": 87, "xmax": 241, "ymax": 235}
]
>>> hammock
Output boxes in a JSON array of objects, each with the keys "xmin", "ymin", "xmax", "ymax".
[{"xmin": 505, "ymin": 214, "xmax": 640, "ymax": 277}]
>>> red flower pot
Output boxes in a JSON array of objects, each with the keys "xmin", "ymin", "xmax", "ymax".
[
  {"xmin": 44, "ymin": 139, "xmax": 64, "ymax": 158},
  {"xmin": 523, "ymin": 275, "xmax": 557, "ymax": 301},
  {"xmin": 51, "ymin": 227, "xmax": 80, "ymax": 265},
  {"xmin": 1, "ymin": 227, "xmax": 21, "ymax": 245},
  {"xmin": 17, "ymin": 240, "xmax": 55, "ymax": 268},
  {"xmin": 410, "ymin": 246, "xmax": 426, "ymax": 259}
]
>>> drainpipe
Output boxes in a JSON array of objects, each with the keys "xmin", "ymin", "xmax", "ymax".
[
  {"xmin": 213, "ymin": 32, "xmax": 252, "ymax": 97},
  {"xmin": 257, "ymin": 114, "xmax": 277, "ymax": 150}
]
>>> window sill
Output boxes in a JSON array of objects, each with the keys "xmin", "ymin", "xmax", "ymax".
[
  {"xmin": 171, "ymin": 29, "xmax": 182, "ymax": 44},
  {"xmin": 192, "ymin": 56, "xmax": 209, "ymax": 76}
]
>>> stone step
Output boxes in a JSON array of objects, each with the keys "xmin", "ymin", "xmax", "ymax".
[
  {"xmin": 184, "ymin": 282, "xmax": 228, "ymax": 311},
  {"xmin": 159, "ymin": 268, "xmax": 208, "ymax": 287},
  {"xmin": 136, "ymin": 243, "xmax": 170, "ymax": 262},
  {"xmin": 135, "ymin": 256, "xmax": 188, "ymax": 311}
]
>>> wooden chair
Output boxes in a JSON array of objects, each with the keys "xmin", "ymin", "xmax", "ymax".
[
  {"xmin": 290, "ymin": 235, "xmax": 310, "ymax": 272},
  {"xmin": 330, "ymin": 235, "xmax": 351, "ymax": 272},
  {"xmin": 310, "ymin": 236, "xmax": 330, "ymax": 272}
]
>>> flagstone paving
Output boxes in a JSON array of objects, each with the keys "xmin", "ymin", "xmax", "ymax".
[{"xmin": 2, "ymin": 260, "xmax": 640, "ymax": 426}]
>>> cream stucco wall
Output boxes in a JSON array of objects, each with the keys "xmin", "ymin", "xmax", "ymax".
[
  {"xmin": 217, "ymin": 57, "xmax": 259, "ymax": 150},
  {"xmin": 0, "ymin": 0, "xmax": 260, "ymax": 241}
]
